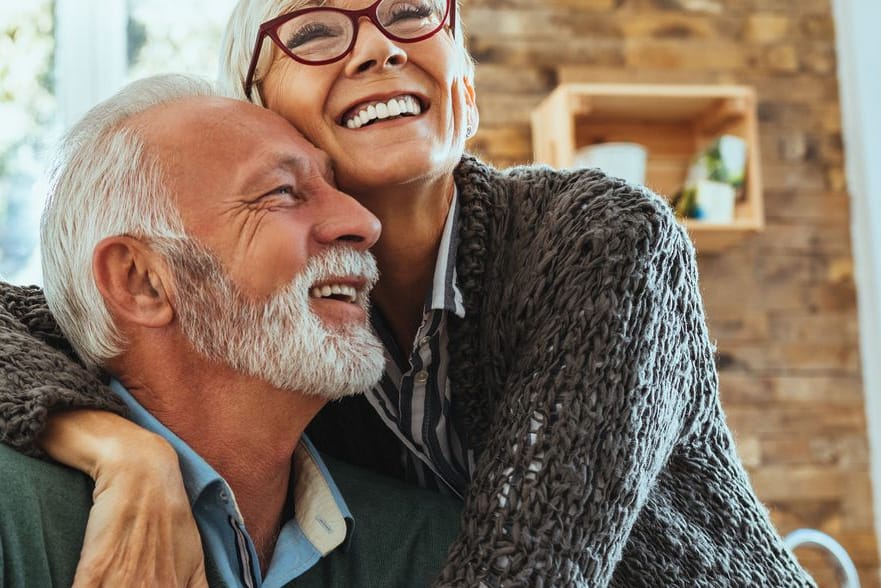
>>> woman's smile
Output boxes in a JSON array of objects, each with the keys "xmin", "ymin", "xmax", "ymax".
[{"xmin": 340, "ymin": 94, "xmax": 425, "ymax": 128}]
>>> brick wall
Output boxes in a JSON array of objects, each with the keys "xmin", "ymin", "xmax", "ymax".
[{"xmin": 461, "ymin": 0, "xmax": 880, "ymax": 585}]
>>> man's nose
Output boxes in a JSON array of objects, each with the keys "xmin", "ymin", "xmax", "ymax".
[
  {"xmin": 344, "ymin": 18, "xmax": 407, "ymax": 76},
  {"xmin": 312, "ymin": 188, "xmax": 382, "ymax": 251}
]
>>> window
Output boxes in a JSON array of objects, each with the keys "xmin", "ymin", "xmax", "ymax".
[
  {"xmin": 0, "ymin": 0, "xmax": 236, "ymax": 285},
  {"xmin": 127, "ymin": 0, "xmax": 238, "ymax": 81},
  {"xmin": 0, "ymin": 0, "xmax": 55, "ymax": 285}
]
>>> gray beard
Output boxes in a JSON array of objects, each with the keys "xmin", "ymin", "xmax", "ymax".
[{"xmin": 160, "ymin": 238, "xmax": 385, "ymax": 400}]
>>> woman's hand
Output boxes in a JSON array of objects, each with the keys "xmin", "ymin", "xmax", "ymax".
[{"xmin": 39, "ymin": 411, "xmax": 208, "ymax": 587}]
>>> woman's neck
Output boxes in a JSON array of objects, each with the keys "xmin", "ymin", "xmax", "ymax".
[{"xmin": 356, "ymin": 176, "xmax": 455, "ymax": 353}]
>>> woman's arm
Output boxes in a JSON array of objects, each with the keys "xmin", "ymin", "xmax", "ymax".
[
  {"xmin": 42, "ymin": 411, "xmax": 208, "ymax": 588},
  {"xmin": 437, "ymin": 167, "xmax": 813, "ymax": 586},
  {"xmin": 1, "ymin": 282, "xmax": 206, "ymax": 586},
  {"xmin": 0, "ymin": 282, "xmax": 126, "ymax": 454},
  {"xmin": 436, "ymin": 204, "xmax": 706, "ymax": 586}
]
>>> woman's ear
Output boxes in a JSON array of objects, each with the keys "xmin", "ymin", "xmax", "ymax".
[
  {"xmin": 464, "ymin": 76, "xmax": 479, "ymax": 138},
  {"xmin": 92, "ymin": 236, "xmax": 175, "ymax": 329}
]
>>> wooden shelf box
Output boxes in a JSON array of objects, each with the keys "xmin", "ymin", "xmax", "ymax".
[{"xmin": 531, "ymin": 83, "xmax": 763, "ymax": 252}]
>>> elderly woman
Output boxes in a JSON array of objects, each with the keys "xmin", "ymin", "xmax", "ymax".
[{"xmin": 0, "ymin": 0, "xmax": 813, "ymax": 586}]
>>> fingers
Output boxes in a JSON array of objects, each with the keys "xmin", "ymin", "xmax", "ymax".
[
  {"xmin": 186, "ymin": 560, "xmax": 210, "ymax": 588},
  {"xmin": 70, "ymin": 434, "xmax": 205, "ymax": 587}
]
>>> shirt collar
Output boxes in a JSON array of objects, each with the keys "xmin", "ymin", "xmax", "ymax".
[
  {"xmin": 291, "ymin": 436, "xmax": 353, "ymax": 555},
  {"xmin": 108, "ymin": 378, "xmax": 353, "ymax": 549},
  {"xmin": 428, "ymin": 185, "xmax": 466, "ymax": 317},
  {"xmin": 109, "ymin": 378, "xmax": 222, "ymax": 508}
]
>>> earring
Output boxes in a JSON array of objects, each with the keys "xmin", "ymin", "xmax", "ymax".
[{"xmin": 465, "ymin": 124, "xmax": 473, "ymax": 138}]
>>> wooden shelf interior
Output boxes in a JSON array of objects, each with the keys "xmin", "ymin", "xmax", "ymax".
[{"xmin": 531, "ymin": 84, "xmax": 764, "ymax": 251}]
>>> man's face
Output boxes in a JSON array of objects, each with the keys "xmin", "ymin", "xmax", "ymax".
[
  {"xmin": 138, "ymin": 97, "xmax": 381, "ymax": 317},
  {"xmin": 162, "ymin": 238, "xmax": 385, "ymax": 399},
  {"xmin": 136, "ymin": 98, "xmax": 385, "ymax": 396}
]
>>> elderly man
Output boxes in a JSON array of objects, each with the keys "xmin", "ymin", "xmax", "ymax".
[{"xmin": 0, "ymin": 74, "xmax": 460, "ymax": 587}]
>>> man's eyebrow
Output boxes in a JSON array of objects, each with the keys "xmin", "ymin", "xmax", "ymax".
[
  {"xmin": 241, "ymin": 155, "xmax": 319, "ymax": 189},
  {"xmin": 319, "ymin": 154, "xmax": 334, "ymax": 181}
]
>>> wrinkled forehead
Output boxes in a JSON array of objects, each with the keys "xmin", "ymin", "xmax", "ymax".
[{"xmin": 132, "ymin": 97, "xmax": 307, "ymax": 181}]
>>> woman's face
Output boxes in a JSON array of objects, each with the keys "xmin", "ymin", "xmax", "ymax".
[{"xmin": 259, "ymin": 0, "xmax": 476, "ymax": 196}]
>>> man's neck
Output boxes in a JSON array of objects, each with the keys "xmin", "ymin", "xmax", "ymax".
[{"xmin": 114, "ymin": 347, "xmax": 326, "ymax": 571}]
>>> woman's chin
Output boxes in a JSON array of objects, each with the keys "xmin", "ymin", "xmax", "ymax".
[{"xmin": 335, "ymin": 149, "xmax": 460, "ymax": 195}]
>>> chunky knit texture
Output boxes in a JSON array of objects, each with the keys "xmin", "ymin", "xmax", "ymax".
[
  {"xmin": 0, "ymin": 285, "xmax": 125, "ymax": 458},
  {"xmin": 436, "ymin": 156, "xmax": 813, "ymax": 586},
  {"xmin": 0, "ymin": 155, "xmax": 813, "ymax": 586}
]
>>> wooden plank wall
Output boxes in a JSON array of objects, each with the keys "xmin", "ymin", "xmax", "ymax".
[{"xmin": 460, "ymin": 0, "xmax": 880, "ymax": 585}]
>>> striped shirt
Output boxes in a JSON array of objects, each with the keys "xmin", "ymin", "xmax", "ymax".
[{"xmin": 365, "ymin": 189, "xmax": 474, "ymax": 498}]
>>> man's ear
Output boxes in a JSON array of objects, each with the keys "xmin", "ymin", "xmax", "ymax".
[{"xmin": 92, "ymin": 236, "xmax": 175, "ymax": 328}]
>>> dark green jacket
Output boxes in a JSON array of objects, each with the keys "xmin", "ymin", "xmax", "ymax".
[{"xmin": 0, "ymin": 444, "xmax": 460, "ymax": 588}]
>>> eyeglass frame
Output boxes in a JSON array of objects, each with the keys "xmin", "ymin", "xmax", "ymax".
[{"xmin": 243, "ymin": 0, "xmax": 456, "ymax": 101}]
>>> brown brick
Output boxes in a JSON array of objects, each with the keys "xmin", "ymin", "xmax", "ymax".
[
  {"xmin": 767, "ymin": 310, "xmax": 859, "ymax": 343},
  {"xmin": 749, "ymin": 466, "xmax": 846, "ymax": 500},
  {"xmin": 763, "ymin": 189, "xmax": 850, "ymax": 224},
  {"xmin": 760, "ymin": 44, "xmax": 801, "ymax": 73},
  {"xmin": 744, "ymin": 13, "xmax": 791, "ymax": 43},
  {"xmin": 705, "ymin": 308, "xmax": 770, "ymax": 342},
  {"xmin": 618, "ymin": 13, "xmax": 720, "ymax": 39},
  {"xmin": 624, "ymin": 38, "xmax": 747, "ymax": 69},
  {"xmin": 468, "ymin": 125, "xmax": 532, "ymax": 160},
  {"xmin": 800, "ymin": 13, "xmax": 836, "ymax": 41},
  {"xmin": 733, "ymin": 434, "xmax": 762, "ymax": 467}
]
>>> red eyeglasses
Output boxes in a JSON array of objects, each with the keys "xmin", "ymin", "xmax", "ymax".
[{"xmin": 244, "ymin": 0, "xmax": 455, "ymax": 100}]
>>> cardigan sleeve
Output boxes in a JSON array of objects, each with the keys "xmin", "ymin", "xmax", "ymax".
[
  {"xmin": 0, "ymin": 281, "xmax": 125, "ymax": 457},
  {"xmin": 435, "ymin": 199, "xmax": 709, "ymax": 586}
]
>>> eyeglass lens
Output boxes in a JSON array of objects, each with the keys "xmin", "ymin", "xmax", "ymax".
[{"xmin": 276, "ymin": 0, "xmax": 447, "ymax": 63}]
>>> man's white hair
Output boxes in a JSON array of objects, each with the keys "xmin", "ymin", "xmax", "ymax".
[
  {"xmin": 41, "ymin": 73, "xmax": 217, "ymax": 370},
  {"xmin": 218, "ymin": 0, "xmax": 474, "ymax": 104}
]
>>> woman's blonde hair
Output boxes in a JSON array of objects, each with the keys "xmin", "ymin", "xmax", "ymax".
[{"xmin": 217, "ymin": 0, "xmax": 473, "ymax": 105}]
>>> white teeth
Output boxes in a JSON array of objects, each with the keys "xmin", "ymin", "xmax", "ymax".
[
  {"xmin": 344, "ymin": 95, "xmax": 422, "ymax": 129},
  {"xmin": 310, "ymin": 284, "xmax": 359, "ymax": 303}
]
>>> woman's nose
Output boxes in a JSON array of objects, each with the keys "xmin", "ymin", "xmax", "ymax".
[
  {"xmin": 312, "ymin": 188, "xmax": 382, "ymax": 251},
  {"xmin": 345, "ymin": 18, "xmax": 408, "ymax": 76}
]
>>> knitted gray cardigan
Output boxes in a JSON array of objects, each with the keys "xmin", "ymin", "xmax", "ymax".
[{"xmin": 0, "ymin": 155, "xmax": 813, "ymax": 587}]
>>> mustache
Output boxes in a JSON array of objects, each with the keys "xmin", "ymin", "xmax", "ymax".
[
  {"xmin": 301, "ymin": 246, "xmax": 379, "ymax": 292},
  {"xmin": 157, "ymin": 237, "xmax": 379, "ymax": 310},
  {"xmin": 272, "ymin": 246, "xmax": 379, "ymax": 312}
]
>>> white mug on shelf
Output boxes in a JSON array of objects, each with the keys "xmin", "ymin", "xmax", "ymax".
[{"xmin": 573, "ymin": 142, "xmax": 648, "ymax": 186}]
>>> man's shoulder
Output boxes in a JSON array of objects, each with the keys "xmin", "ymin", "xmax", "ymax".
[
  {"xmin": 0, "ymin": 444, "xmax": 93, "ymax": 588},
  {"xmin": 0, "ymin": 442, "xmax": 93, "ymax": 492},
  {"xmin": 296, "ymin": 454, "xmax": 461, "ymax": 588}
]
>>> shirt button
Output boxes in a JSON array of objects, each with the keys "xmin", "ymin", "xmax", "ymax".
[
  {"xmin": 414, "ymin": 370, "xmax": 429, "ymax": 384},
  {"xmin": 419, "ymin": 336, "xmax": 431, "ymax": 347}
]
